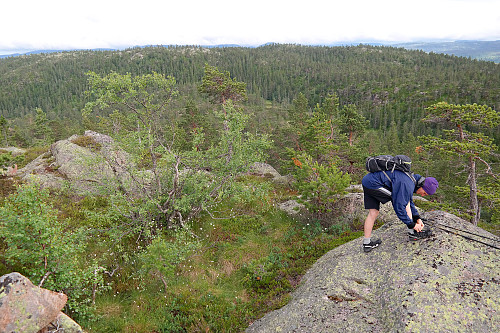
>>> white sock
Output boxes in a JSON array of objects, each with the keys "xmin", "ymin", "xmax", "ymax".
[
  {"xmin": 363, "ymin": 238, "xmax": 371, "ymax": 244},
  {"xmin": 408, "ymin": 229, "xmax": 415, "ymax": 234}
]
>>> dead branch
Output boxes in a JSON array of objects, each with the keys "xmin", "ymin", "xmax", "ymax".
[
  {"xmin": 38, "ymin": 271, "xmax": 53, "ymax": 287},
  {"xmin": 475, "ymin": 156, "xmax": 498, "ymax": 179},
  {"xmin": 102, "ymin": 265, "xmax": 120, "ymax": 277}
]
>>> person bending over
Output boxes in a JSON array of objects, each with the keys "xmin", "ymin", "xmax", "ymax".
[{"xmin": 361, "ymin": 170, "xmax": 439, "ymax": 252}]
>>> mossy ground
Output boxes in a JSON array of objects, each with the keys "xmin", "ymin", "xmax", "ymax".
[
  {"xmin": 0, "ymin": 175, "xmax": 362, "ymax": 332},
  {"xmin": 79, "ymin": 207, "xmax": 363, "ymax": 332}
]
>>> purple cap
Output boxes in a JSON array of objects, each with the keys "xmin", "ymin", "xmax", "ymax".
[{"xmin": 422, "ymin": 177, "xmax": 439, "ymax": 195}]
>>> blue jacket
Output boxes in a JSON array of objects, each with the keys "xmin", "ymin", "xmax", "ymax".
[{"xmin": 362, "ymin": 170, "xmax": 423, "ymax": 227}]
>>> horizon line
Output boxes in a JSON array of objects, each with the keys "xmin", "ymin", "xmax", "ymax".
[{"xmin": 1, "ymin": 39, "xmax": 499, "ymax": 57}]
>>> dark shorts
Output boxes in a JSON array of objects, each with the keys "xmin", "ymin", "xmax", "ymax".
[{"xmin": 363, "ymin": 185, "xmax": 392, "ymax": 210}]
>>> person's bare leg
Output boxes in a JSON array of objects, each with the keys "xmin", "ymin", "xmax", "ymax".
[{"xmin": 364, "ymin": 209, "xmax": 379, "ymax": 239}]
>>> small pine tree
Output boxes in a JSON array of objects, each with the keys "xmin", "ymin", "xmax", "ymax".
[
  {"xmin": 288, "ymin": 95, "xmax": 352, "ymax": 221},
  {"xmin": 198, "ymin": 64, "xmax": 247, "ymax": 105}
]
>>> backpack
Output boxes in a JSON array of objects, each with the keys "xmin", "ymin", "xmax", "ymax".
[
  {"xmin": 365, "ymin": 155, "xmax": 417, "ymax": 185},
  {"xmin": 365, "ymin": 155, "xmax": 412, "ymax": 173}
]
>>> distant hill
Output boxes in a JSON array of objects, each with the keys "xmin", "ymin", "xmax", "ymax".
[
  {"xmin": 0, "ymin": 48, "xmax": 117, "ymax": 59},
  {"xmin": 2, "ymin": 40, "xmax": 499, "ymax": 62},
  {"xmin": 391, "ymin": 40, "xmax": 500, "ymax": 63},
  {"xmin": 0, "ymin": 45, "xmax": 244, "ymax": 59},
  {"xmin": 0, "ymin": 43, "xmax": 498, "ymax": 149}
]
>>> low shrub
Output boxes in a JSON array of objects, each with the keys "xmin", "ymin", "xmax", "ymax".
[{"xmin": 71, "ymin": 135, "xmax": 102, "ymax": 151}]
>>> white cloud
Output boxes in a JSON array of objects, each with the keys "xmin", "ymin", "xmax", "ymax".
[{"xmin": 1, "ymin": 0, "xmax": 499, "ymax": 53}]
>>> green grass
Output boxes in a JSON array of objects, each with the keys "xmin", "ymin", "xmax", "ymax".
[
  {"xmin": 2, "ymin": 176, "xmax": 364, "ymax": 332},
  {"xmin": 79, "ymin": 203, "xmax": 363, "ymax": 332}
]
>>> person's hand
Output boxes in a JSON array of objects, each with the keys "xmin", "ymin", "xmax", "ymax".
[{"xmin": 414, "ymin": 219, "xmax": 424, "ymax": 232}]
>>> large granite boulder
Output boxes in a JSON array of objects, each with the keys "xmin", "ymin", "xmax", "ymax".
[
  {"xmin": 0, "ymin": 272, "xmax": 83, "ymax": 333},
  {"xmin": 278, "ymin": 184, "xmax": 396, "ymax": 225},
  {"xmin": 247, "ymin": 202, "xmax": 499, "ymax": 332},
  {"xmin": 18, "ymin": 131, "xmax": 148, "ymax": 195}
]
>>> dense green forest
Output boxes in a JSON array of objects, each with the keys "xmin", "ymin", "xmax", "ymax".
[
  {"xmin": 0, "ymin": 44, "xmax": 499, "ymax": 332},
  {"xmin": 1, "ymin": 44, "xmax": 499, "ymax": 143}
]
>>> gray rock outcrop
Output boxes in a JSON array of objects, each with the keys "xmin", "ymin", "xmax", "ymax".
[
  {"xmin": 18, "ymin": 131, "xmax": 147, "ymax": 195},
  {"xmin": 0, "ymin": 146, "xmax": 26, "ymax": 156},
  {"xmin": 278, "ymin": 200, "xmax": 306, "ymax": 216},
  {"xmin": 247, "ymin": 204, "xmax": 499, "ymax": 332},
  {"xmin": 0, "ymin": 272, "xmax": 83, "ymax": 333},
  {"xmin": 249, "ymin": 162, "xmax": 293, "ymax": 186}
]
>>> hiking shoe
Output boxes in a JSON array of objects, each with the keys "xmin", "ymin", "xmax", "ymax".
[
  {"xmin": 363, "ymin": 238, "xmax": 382, "ymax": 252},
  {"xmin": 408, "ymin": 226, "xmax": 432, "ymax": 241}
]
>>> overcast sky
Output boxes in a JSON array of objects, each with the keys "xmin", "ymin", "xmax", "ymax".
[{"xmin": 1, "ymin": 0, "xmax": 499, "ymax": 54}]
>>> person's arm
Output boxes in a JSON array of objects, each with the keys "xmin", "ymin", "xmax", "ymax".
[
  {"xmin": 409, "ymin": 198, "xmax": 424, "ymax": 231},
  {"xmin": 409, "ymin": 200, "xmax": 419, "ymax": 217},
  {"xmin": 392, "ymin": 189, "xmax": 414, "ymax": 227},
  {"xmin": 392, "ymin": 177, "xmax": 421, "ymax": 229}
]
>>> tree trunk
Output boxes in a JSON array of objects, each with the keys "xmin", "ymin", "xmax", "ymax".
[
  {"xmin": 468, "ymin": 156, "xmax": 480, "ymax": 225},
  {"xmin": 459, "ymin": 124, "xmax": 480, "ymax": 225}
]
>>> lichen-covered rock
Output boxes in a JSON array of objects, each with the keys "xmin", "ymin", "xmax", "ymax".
[
  {"xmin": 250, "ymin": 162, "xmax": 281, "ymax": 179},
  {"xmin": 249, "ymin": 162, "xmax": 293, "ymax": 186},
  {"xmin": 39, "ymin": 312, "xmax": 83, "ymax": 333},
  {"xmin": 0, "ymin": 146, "xmax": 26, "ymax": 156},
  {"xmin": 55, "ymin": 312, "xmax": 84, "ymax": 332},
  {"xmin": 0, "ymin": 272, "xmax": 67, "ymax": 333},
  {"xmin": 278, "ymin": 200, "xmax": 305, "ymax": 216},
  {"xmin": 246, "ymin": 209, "xmax": 499, "ymax": 332},
  {"xmin": 18, "ymin": 131, "xmax": 148, "ymax": 195}
]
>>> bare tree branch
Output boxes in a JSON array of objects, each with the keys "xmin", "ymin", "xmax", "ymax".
[{"xmin": 38, "ymin": 271, "xmax": 53, "ymax": 287}]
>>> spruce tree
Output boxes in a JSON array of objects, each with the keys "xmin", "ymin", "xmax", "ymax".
[{"xmin": 32, "ymin": 108, "xmax": 53, "ymax": 145}]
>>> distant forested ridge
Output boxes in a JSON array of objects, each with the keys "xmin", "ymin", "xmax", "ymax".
[
  {"xmin": 392, "ymin": 40, "xmax": 500, "ymax": 63},
  {"xmin": 0, "ymin": 44, "xmax": 499, "ymax": 144}
]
